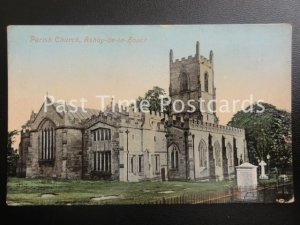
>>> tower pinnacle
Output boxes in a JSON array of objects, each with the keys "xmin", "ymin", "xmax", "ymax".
[
  {"xmin": 209, "ymin": 50, "xmax": 214, "ymax": 64},
  {"xmin": 169, "ymin": 49, "xmax": 173, "ymax": 63},
  {"xmin": 196, "ymin": 41, "xmax": 200, "ymax": 58}
]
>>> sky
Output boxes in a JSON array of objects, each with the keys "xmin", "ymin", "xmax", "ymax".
[{"xmin": 8, "ymin": 25, "xmax": 291, "ymax": 148}]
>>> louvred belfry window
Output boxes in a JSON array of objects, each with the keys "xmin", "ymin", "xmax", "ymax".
[
  {"xmin": 204, "ymin": 72, "xmax": 209, "ymax": 92},
  {"xmin": 180, "ymin": 72, "xmax": 189, "ymax": 92}
]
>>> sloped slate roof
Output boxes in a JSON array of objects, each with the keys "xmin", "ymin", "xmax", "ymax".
[{"xmin": 53, "ymin": 103, "xmax": 100, "ymax": 122}]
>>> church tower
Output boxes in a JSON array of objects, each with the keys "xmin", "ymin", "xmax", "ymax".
[{"xmin": 169, "ymin": 41, "xmax": 218, "ymax": 124}]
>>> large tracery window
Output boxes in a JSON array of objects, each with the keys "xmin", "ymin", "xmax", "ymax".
[
  {"xmin": 39, "ymin": 120, "xmax": 55, "ymax": 161},
  {"xmin": 93, "ymin": 151, "xmax": 111, "ymax": 172}
]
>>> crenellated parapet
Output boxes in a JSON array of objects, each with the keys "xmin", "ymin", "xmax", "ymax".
[
  {"xmin": 120, "ymin": 116, "xmax": 143, "ymax": 129},
  {"xmin": 169, "ymin": 41, "xmax": 213, "ymax": 68},
  {"xmin": 143, "ymin": 110, "xmax": 168, "ymax": 131},
  {"xmin": 200, "ymin": 55, "xmax": 212, "ymax": 67},
  {"xmin": 189, "ymin": 119, "xmax": 245, "ymax": 136},
  {"xmin": 171, "ymin": 55, "xmax": 212, "ymax": 67},
  {"xmin": 173, "ymin": 55, "xmax": 197, "ymax": 64}
]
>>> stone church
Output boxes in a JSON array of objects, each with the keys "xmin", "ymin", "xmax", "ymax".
[{"xmin": 17, "ymin": 42, "xmax": 248, "ymax": 181}]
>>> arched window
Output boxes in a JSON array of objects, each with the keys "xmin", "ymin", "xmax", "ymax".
[
  {"xmin": 199, "ymin": 140, "xmax": 207, "ymax": 167},
  {"xmin": 180, "ymin": 72, "xmax": 188, "ymax": 92},
  {"xmin": 214, "ymin": 141, "xmax": 221, "ymax": 167},
  {"xmin": 39, "ymin": 119, "xmax": 56, "ymax": 161},
  {"xmin": 204, "ymin": 72, "xmax": 209, "ymax": 92},
  {"xmin": 170, "ymin": 145, "xmax": 179, "ymax": 169}
]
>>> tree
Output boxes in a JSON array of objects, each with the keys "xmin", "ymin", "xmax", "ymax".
[
  {"xmin": 21, "ymin": 120, "xmax": 30, "ymax": 129},
  {"xmin": 228, "ymin": 103, "xmax": 292, "ymax": 174},
  {"xmin": 135, "ymin": 86, "xmax": 168, "ymax": 113},
  {"xmin": 7, "ymin": 130, "xmax": 19, "ymax": 176}
]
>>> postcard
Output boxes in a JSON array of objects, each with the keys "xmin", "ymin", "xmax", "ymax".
[{"xmin": 7, "ymin": 25, "xmax": 293, "ymax": 205}]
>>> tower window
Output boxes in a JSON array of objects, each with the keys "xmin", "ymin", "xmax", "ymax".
[
  {"xmin": 204, "ymin": 73, "xmax": 209, "ymax": 92},
  {"xmin": 180, "ymin": 72, "xmax": 188, "ymax": 92}
]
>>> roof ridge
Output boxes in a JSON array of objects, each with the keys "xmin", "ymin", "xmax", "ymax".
[{"xmin": 53, "ymin": 102, "xmax": 100, "ymax": 112}]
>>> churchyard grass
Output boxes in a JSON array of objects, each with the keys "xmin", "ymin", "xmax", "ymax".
[{"xmin": 7, "ymin": 177, "xmax": 236, "ymax": 205}]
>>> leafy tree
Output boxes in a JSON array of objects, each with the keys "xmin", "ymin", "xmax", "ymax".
[
  {"xmin": 228, "ymin": 103, "xmax": 292, "ymax": 174},
  {"xmin": 21, "ymin": 120, "xmax": 30, "ymax": 129},
  {"xmin": 7, "ymin": 130, "xmax": 19, "ymax": 176},
  {"xmin": 135, "ymin": 86, "xmax": 168, "ymax": 113}
]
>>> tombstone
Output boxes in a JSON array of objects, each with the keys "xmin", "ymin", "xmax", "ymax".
[
  {"xmin": 259, "ymin": 160, "xmax": 268, "ymax": 179},
  {"xmin": 235, "ymin": 162, "xmax": 258, "ymax": 202},
  {"xmin": 236, "ymin": 162, "xmax": 258, "ymax": 189}
]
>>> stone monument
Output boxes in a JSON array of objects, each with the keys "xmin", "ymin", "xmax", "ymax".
[
  {"xmin": 259, "ymin": 160, "xmax": 268, "ymax": 179},
  {"xmin": 236, "ymin": 162, "xmax": 258, "ymax": 189}
]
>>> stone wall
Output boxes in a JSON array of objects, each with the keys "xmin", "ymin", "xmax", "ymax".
[{"xmin": 17, "ymin": 130, "xmax": 30, "ymax": 177}]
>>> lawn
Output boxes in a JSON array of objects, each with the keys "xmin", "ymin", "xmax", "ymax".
[{"xmin": 6, "ymin": 177, "xmax": 237, "ymax": 205}]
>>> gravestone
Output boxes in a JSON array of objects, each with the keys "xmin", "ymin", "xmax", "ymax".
[
  {"xmin": 236, "ymin": 162, "xmax": 258, "ymax": 189},
  {"xmin": 259, "ymin": 160, "xmax": 268, "ymax": 179}
]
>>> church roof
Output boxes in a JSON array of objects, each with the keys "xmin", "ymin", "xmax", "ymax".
[{"xmin": 52, "ymin": 103, "xmax": 100, "ymax": 122}]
